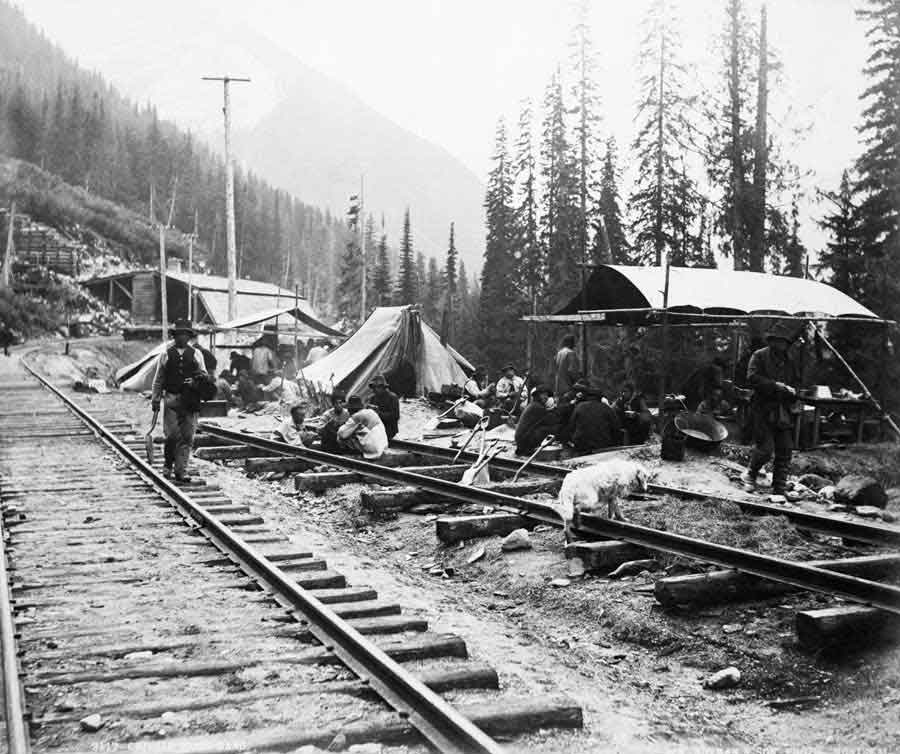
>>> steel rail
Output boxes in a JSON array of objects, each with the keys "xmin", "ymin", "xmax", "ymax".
[
  {"xmin": 391, "ymin": 439, "xmax": 900, "ymax": 548},
  {"xmin": 201, "ymin": 424, "xmax": 900, "ymax": 615},
  {"xmin": 22, "ymin": 367, "xmax": 503, "ymax": 754},
  {"xmin": 0, "ymin": 510, "xmax": 30, "ymax": 754}
]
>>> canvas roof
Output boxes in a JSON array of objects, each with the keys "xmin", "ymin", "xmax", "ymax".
[
  {"xmin": 301, "ymin": 306, "xmax": 473, "ymax": 398},
  {"xmin": 533, "ymin": 265, "xmax": 883, "ymax": 324},
  {"xmin": 213, "ymin": 305, "xmax": 345, "ymax": 339}
]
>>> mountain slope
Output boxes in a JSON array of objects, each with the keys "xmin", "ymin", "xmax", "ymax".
[{"xmin": 237, "ymin": 64, "xmax": 486, "ymax": 270}]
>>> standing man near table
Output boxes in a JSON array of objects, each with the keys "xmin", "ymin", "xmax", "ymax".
[
  {"xmin": 151, "ymin": 320, "xmax": 207, "ymax": 483},
  {"xmin": 741, "ymin": 324, "xmax": 800, "ymax": 494}
]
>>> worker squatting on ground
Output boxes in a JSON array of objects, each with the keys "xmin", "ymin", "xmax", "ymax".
[
  {"xmin": 151, "ymin": 319, "xmax": 207, "ymax": 483},
  {"xmin": 337, "ymin": 395, "xmax": 389, "ymax": 459},
  {"xmin": 741, "ymin": 324, "xmax": 800, "ymax": 494},
  {"xmin": 275, "ymin": 403, "xmax": 319, "ymax": 446},
  {"xmin": 495, "ymin": 365, "xmax": 526, "ymax": 413},
  {"xmin": 515, "ymin": 384, "xmax": 559, "ymax": 454}
]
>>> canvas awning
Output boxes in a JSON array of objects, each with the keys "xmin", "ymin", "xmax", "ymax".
[
  {"xmin": 525, "ymin": 265, "xmax": 885, "ymax": 325},
  {"xmin": 213, "ymin": 305, "xmax": 345, "ymax": 339}
]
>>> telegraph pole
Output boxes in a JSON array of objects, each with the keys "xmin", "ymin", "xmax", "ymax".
[
  {"xmin": 202, "ymin": 75, "xmax": 250, "ymax": 322},
  {"xmin": 359, "ymin": 175, "xmax": 366, "ymax": 323}
]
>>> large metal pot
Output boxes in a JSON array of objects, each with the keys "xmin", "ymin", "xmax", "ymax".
[{"xmin": 674, "ymin": 412, "xmax": 728, "ymax": 451}]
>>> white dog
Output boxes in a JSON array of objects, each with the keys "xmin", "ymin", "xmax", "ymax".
[{"xmin": 555, "ymin": 460, "xmax": 651, "ymax": 540}]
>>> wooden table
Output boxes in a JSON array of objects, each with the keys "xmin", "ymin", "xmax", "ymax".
[{"xmin": 795, "ymin": 397, "xmax": 876, "ymax": 448}]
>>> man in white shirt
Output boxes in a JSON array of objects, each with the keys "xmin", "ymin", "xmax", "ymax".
[
  {"xmin": 275, "ymin": 403, "xmax": 318, "ymax": 446},
  {"xmin": 337, "ymin": 395, "xmax": 388, "ymax": 460},
  {"xmin": 495, "ymin": 364, "xmax": 525, "ymax": 412},
  {"xmin": 151, "ymin": 320, "xmax": 207, "ymax": 482}
]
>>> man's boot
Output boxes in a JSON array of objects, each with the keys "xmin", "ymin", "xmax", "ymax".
[{"xmin": 772, "ymin": 456, "xmax": 790, "ymax": 495}]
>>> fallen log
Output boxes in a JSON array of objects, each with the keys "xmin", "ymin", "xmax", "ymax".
[
  {"xmin": 436, "ymin": 513, "xmax": 537, "ymax": 544},
  {"xmin": 655, "ymin": 553, "xmax": 900, "ymax": 607},
  {"xmin": 795, "ymin": 605, "xmax": 900, "ymax": 651},
  {"xmin": 362, "ymin": 478, "xmax": 561, "ymax": 516}
]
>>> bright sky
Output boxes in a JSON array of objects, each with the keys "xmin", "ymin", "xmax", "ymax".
[{"xmin": 19, "ymin": 0, "xmax": 871, "ymax": 252}]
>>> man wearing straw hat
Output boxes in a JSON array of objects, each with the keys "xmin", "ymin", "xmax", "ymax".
[
  {"xmin": 151, "ymin": 319, "xmax": 207, "ymax": 483},
  {"xmin": 741, "ymin": 323, "xmax": 800, "ymax": 494}
]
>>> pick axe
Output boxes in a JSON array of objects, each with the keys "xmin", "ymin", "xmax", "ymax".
[{"xmin": 145, "ymin": 408, "xmax": 159, "ymax": 464}]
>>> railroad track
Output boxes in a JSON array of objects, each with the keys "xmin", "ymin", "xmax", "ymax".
[
  {"xmin": 196, "ymin": 424, "xmax": 900, "ymax": 645},
  {"xmin": 0, "ymin": 364, "xmax": 582, "ymax": 753}
]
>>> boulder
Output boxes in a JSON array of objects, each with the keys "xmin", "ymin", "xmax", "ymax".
[
  {"xmin": 501, "ymin": 528, "xmax": 533, "ymax": 552},
  {"xmin": 79, "ymin": 714, "xmax": 104, "ymax": 732},
  {"xmin": 704, "ymin": 666, "xmax": 741, "ymax": 690},
  {"xmin": 834, "ymin": 475, "xmax": 887, "ymax": 509},
  {"xmin": 798, "ymin": 473, "xmax": 832, "ymax": 492}
]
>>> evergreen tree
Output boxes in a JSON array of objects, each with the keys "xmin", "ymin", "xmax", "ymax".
[
  {"xmin": 569, "ymin": 0, "xmax": 602, "ymax": 268},
  {"xmin": 336, "ymin": 237, "xmax": 362, "ymax": 324},
  {"xmin": 415, "ymin": 251, "xmax": 426, "ymax": 305},
  {"xmin": 373, "ymin": 232, "xmax": 392, "ymax": 307},
  {"xmin": 595, "ymin": 136, "xmax": 629, "ymax": 263},
  {"xmin": 394, "ymin": 208, "xmax": 417, "ymax": 305},
  {"xmin": 479, "ymin": 118, "xmax": 523, "ymax": 369},
  {"xmin": 540, "ymin": 70, "xmax": 579, "ymax": 307},
  {"xmin": 819, "ymin": 171, "xmax": 864, "ymax": 296},
  {"xmin": 853, "ymin": 0, "xmax": 900, "ymax": 319},
  {"xmin": 630, "ymin": 0, "xmax": 700, "ymax": 266},
  {"xmin": 423, "ymin": 256, "xmax": 443, "ymax": 326},
  {"xmin": 444, "ymin": 222, "xmax": 458, "ymax": 295},
  {"xmin": 513, "ymin": 99, "xmax": 544, "ymax": 312}
]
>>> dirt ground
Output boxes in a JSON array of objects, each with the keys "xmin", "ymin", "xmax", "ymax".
[{"xmin": 15, "ymin": 337, "xmax": 900, "ymax": 752}]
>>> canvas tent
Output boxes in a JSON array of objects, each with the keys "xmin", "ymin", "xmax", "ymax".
[
  {"xmin": 213, "ymin": 306, "xmax": 345, "ymax": 340},
  {"xmin": 533, "ymin": 265, "xmax": 883, "ymax": 325},
  {"xmin": 116, "ymin": 342, "xmax": 167, "ymax": 392},
  {"xmin": 301, "ymin": 306, "xmax": 473, "ymax": 399}
]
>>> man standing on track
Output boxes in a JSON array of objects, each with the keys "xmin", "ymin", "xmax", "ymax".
[
  {"xmin": 151, "ymin": 320, "xmax": 207, "ymax": 483},
  {"xmin": 741, "ymin": 323, "xmax": 800, "ymax": 494}
]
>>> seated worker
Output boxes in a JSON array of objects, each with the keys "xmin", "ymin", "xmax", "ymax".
[
  {"xmin": 259, "ymin": 373, "xmax": 302, "ymax": 409},
  {"xmin": 305, "ymin": 341, "xmax": 330, "ymax": 365},
  {"xmin": 275, "ymin": 403, "xmax": 319, "ymax": 446},
  {"xmin": 235, "ymin": 369, "xmax": 264, "ymax": 411},
  {"xmin": 229, "ymin": 350, "xmax": 251, "ymax": 378},
  {"xmin": 567, "ymin": 384, "xmax": 622, "ymax": 453},
  {"xmin": 464, "ymin": 367, "xmax": 495, "ymax": 408},
  {"xmin": 337, "ymin": 395, "xmax": 389, "ymax": 460},
  {"xmin": 515, "ymin": 385, "xmax": 559, "ymax": 455},
  {"xmin": 612, "ymin": 383, "xmax": 653, "ymax": 444},
  {"xmin": 368, "ymin": 374, "xmax": 400, "ymax": 439},
  {"xmin": 251, "ymin": 333, "xmax": 281, "ymax": 384},
  {"xmin": 215, "ymin": 370, "xmax": 236, "ymax": 406},
  {"xmin": 495, "ymin": 365, "xmax": 526, "ymax": 413},
  {"xmin": 317, "ymin": 391, "xmax": 351, "ymax": 452},
  {"xmin": 697, "ymin": 385, "xmax": 733, "ymax": 416}
]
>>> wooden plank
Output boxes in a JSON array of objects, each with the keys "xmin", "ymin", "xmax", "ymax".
[
  {"xmin": 795, "ymin": 606, "xmax": 900, "ymax": 650},
  {"xmin": 307, "ymin": 586, "xmax": 378, "ymax": 603},
  {"xmin": 655, "ymin": 554, "xmax": 900, "ymax": 607},
  {"xmin": 363, "ymin": 478, "xmax": 560, "ymax": 515},
  {"xmin": 195, "ymin": 445, "xmax": 281, "ymax": 461},
  {"xmin": 294, "ymin": 570, "xmax": 346, "ymax": 589},
  {"xmin": 246, "ymin": 456, "xmax": 320, "ymax": 475},
  {"xmin": 295, "ymin": 471, "xmax": 362, "ymax": 493},
  {"xmin": 436, "ymin": 514, "xmax": 536, "ymax": 545}
]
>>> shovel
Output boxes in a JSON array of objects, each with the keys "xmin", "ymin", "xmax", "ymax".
[
  {"xmin": 145, "ymin": 408, "xmax": 159, "ymax": 464},
  {"xmin": 512, "ymin": 434, "xmax": 555, "ymax": 482},
  {"xmin": 452, "ymin": 415, "xmax": 489, "ymax": 462},
  {"xmin": 460, "ymin": 441, "xmax": 502, "ymax": 486},
  {"xmin": 424, "ymin": 398, "xmax": 466, "ymax": 432}
]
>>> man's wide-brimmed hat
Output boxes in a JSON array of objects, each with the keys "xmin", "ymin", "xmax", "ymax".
[
  {"xmin": 369, "ymin": 375, "xmax": 388, "ymax": 389},
  {"xmin": 347, "ymin": 395, "xmax": 364, "ymax": 411},
  {"xmin": 766, "ymin": 322, "xmax": 795, "ymax": 343},
  {"xmin": 170, "ymin": 319, "xmax": 195, "ymax": 335}
]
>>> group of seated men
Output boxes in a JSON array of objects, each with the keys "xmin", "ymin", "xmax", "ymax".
[
  {"xmin": 273, "ymin": 374, "xmax": 400, "ymax": 461},
  {"xmin": 514, "ymin": 379, "xmax": 653, "ymax": 456}
]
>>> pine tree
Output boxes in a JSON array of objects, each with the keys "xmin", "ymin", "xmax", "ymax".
[
  {"xmin": 541, "ymin": 70, "xmax": 579, "ymax": 308},
  {"xmin": 569, "ymin": 0, "xmax": 602, "ymax": 268},
  {"xmin": 513, "ymin": 99, "xmax": 544, "ymax": 311},
  {"xmin": 479, "ymin": 118, "xmax": 523, "ymax": 369},
  {"xmin": 444, "ymin": 222, "xmax": 458, "ymax": 295},
  {"xmin": 748, "ymin": 3, "xmax": 770, "ymax": 271},
  {"xmin": 336, "ymin": 237, "xmax": 362, "ymax": 324},
  {"xmin": 630, "ymin": 0, "xmax": 700, "ymax": 266},
  {"xmin": 373, "ymin": 232, "xmax": 392, "ymax": 307},
  {"xmin": 394, "ymin": 208, "xmax": 417, "ymax": 306},
  {"xmin": 423, "ymin": 256, "xmax": 443, "ymax": 326},
  {"xmin": 853, "ymin": 0, "xmax": 900, "ymax": 319},
  {"xmin": 595, "ymin": 136, "xmax": 629, "ymax": 263},
  {"xmin": 819, "ymin": 171, "xmax": 863, "ymax": 296}
]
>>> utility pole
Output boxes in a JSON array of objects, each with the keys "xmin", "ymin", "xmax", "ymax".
[
  {"xmin": 188, "ymin": 209, "xmax": 198, "ymax": 321},
  {"xmin": 359, "ymin": 175, "xmax": 366, "ymax": 323},
  {"xmin": 203, "ymin": 75, "xmax": 250, "ymax": 322},
  {"xmin": 159, "ymin": 223, "xmax": 168, "ymax": 345},
  {"xmin": 1, "ymin": 201, "xmax": 15, "ymax": 291}
]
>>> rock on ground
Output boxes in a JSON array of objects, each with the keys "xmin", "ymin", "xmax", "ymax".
[
  {"xmin": 798, "ymin": 473, "xmax": 832, "ymax": 492},
  {"xmin": 704, "ymin": 667, "xmax": 741, "ymax": 690},
  {"xmin": 501, "ymin": 528, "xmax": 532, "ymax": 551}
]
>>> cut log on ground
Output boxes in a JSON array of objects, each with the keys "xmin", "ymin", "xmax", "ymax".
[
  {"xmin": 655, "ymin": 553, "xmax": 900, "ymax": 607},
  {"xmin": 795, "ymin": 605, "xmax": 900, "ymax": 651},
  {"xmin": 195, "ymin": 445, "xmax": 282, "ymax": 461},
  {"xmin": 362, "ymin": 478, "xmax": 560, "ymax": 516},
  {"xmin": 245, "ymin": 457, "xmax": 320, "ymax": 474},
  {"xmin": 436, "ymin": 513, "xmax": 538, "ymax": 544},
  {"xmin": 565, "ymin": 541, "xmax": 652, "ymax": 572}
]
